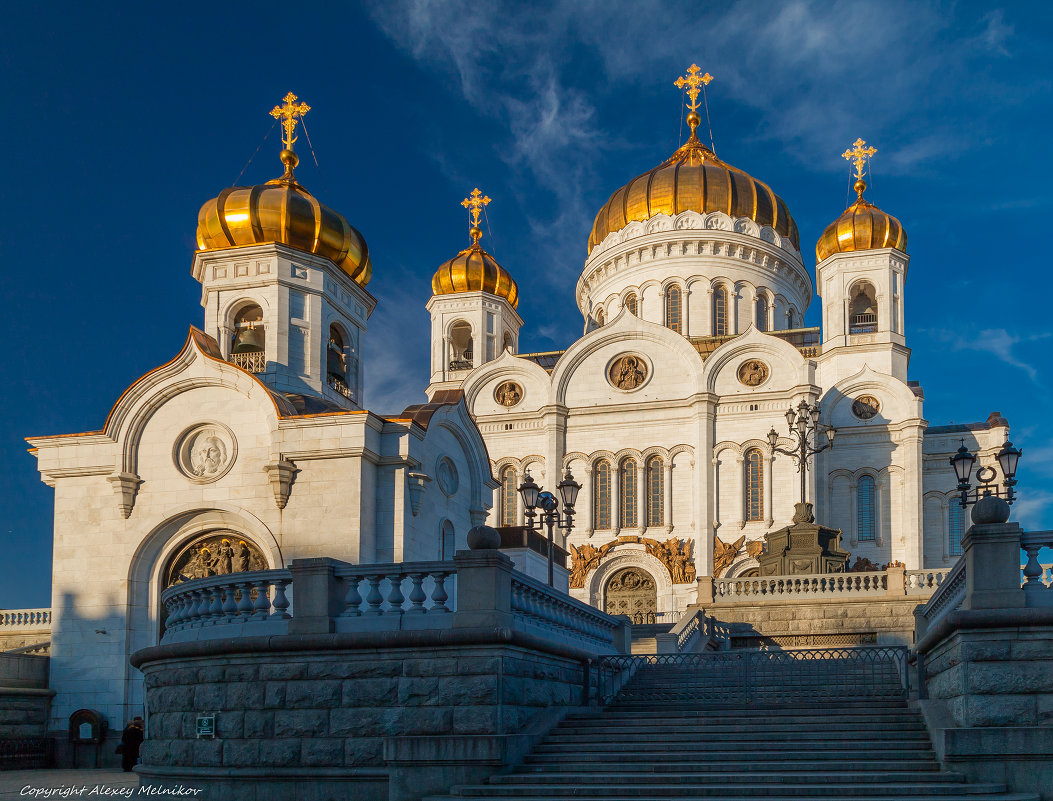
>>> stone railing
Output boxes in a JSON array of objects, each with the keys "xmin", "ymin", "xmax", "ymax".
[
  {"xmin": 511, "ymin": 573, "xmax": 623, "ymax": 652},
  {"xmin": 161, "ymin": 569, "xmax": 292, "ymax": 637},
  {"xmin": 229, "ymin": 351, "xmax": 266, "ymax": 373},
  {"xmin": 915, "ymin": 558, "xmax": 966, "ymax": 637},
  {"xmin": 714, "ymin": 566, "xmax": 952, "ymax": 602},
  {"xmin": 1021, "ymin": 532, "xmax": 1053, "ymax": 606},
  {"xmin": 159, "ymin": 548, "xmax": 629, "ymax": 656},
  {"xmin": 0, "ymin": 610, "xmax": 51, "ymax": 629}
]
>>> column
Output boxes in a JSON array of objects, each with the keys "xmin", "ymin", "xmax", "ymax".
[
  {"xmin": 664, "ymin": 460, "xmax": 674, "ymax": 535},
  {"xmin": 849, "ymin": 482, "xmax": 858, "ymax": 547},
  {"xmin": 734, "ymin": 454, "xmax": 745, "ymax": 529},
  {"xmin": 731, "ymin": 287, "xmax": 740, "ymax": 334},
  {"xmin": 580, "ymin": 464, "xmax": 593, "ymax": 538},
  {"xmin": 765, "ymin": 454, "xmax": 774, "ymax": 526},
  {"xmin": 637, "ymin": 461, "xmax": 646, "ymax": 531},
  {"xmin": 611, "ymin": 467, "xmax": 620, "ymax": 534},
  {"xmin": 682, "ymin": 288, "xmax": 692, "ymax": 336}
]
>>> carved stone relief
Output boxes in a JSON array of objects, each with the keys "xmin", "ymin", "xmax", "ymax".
[
  {"xmin": 569, "ymin": 535, "xmax": 696, "ymax": 589},
  {"xmin": 852, "ymin": 395, "xmax": 881, "ymax": 420},
  {"xmin": 714, "ymin": 535, "xmax": 745, "ymax": 577},
  {"xmin": 165, "ymin": 533, "xmax": 267, "ymax": 587},
  {"xmin": 494, "ymin": 381, "xmax": 523, "ymax": 407},
  {"xmin": 175, "ymin": 423, "xmax": 237, "ymax": 483},
  {"xmin": 737, "ymin": 359, "xmax": 770, "ymax": 387},
  {"xmin": 608, "ymin": 354, "xmax": 648, "ymax": 391},
  {"xmin": 436, "ymin": 457, "xmax": 459, "ymax": 497}
]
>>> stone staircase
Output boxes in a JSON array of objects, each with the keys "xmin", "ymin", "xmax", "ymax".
[{"xmin": 425, "ymin": 657, "xmax": 1039, "ymax": 801}]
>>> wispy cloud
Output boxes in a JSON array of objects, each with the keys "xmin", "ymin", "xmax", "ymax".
[{"xmin": 926, "ymin": 328, "xmax": 1052, "ymax": 383}]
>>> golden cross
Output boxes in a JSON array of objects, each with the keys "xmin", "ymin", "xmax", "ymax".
[
  {"xmin": 269, "ymin": 92, "xmax": 311, "ymax": 151},
  {"xmin": 842, "ymin": 138, "xmax": 877, "ymax": 180},
  {"xmin": 674, "ymin": 64, "xmax": 713, "ymax": 112},
  {"xmin": 461, "ymin": 188, "xmax": 491, "ymax": 244}
]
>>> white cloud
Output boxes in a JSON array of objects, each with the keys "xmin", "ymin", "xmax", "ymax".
[{"xmin": 925, "ymin": 327, "xmax": 1052, "ymax": 384}]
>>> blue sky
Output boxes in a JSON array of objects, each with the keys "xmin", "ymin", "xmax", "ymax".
[{"xmin": 1, "ymin": 1, "xmax": 1050, "ymax": 607}]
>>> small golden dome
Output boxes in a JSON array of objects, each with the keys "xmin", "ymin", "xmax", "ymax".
[
  {"xmin": 195, "ymin": 93, "xmax": 371, "ymax": 286},
  {"xmin": 431, "ymin": 242, "xmax": 519, "ymax": 309},
  {"xmin": 815, "ymin": 179, "xmax": 907, "ymax": 263},
  {"xmin": 431, "ymin": 188, "xmax": 518, "ymax": 308},
  {"xmin": 588, "ymin": 132, "xmax": 799, "ymax": 253}
]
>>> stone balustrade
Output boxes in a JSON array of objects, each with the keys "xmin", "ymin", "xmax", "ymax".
[
  {"xmin": 1021, "ymin": 533, "xmax": 1053, "ymax": 607},
  {"xmin": 915, "ymin": 558, "xmax": 966, "ymax": 637},
  {"xmin": 0, "ymin": 609, "xmax": 51, "ymax": 629},
  {"xmin": 160, "ymin": 569, "xmax": 292, "ymax": 641},
  {"xmin": 906, "ymin": 569, "xmax": 952, "ymax": 594},
  {"xmin": 510, "ymin": 573, "xmax": 623, "ymax": 652},
  {"xmin": 714, "ymin": 566, "xmax": 952, "ymax": 602},
  {"xmin": 334, "ymin": 562, "xmax": 455, "ymax": 622}
]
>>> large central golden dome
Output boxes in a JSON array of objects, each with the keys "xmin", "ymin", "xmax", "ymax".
[
  {"xmin": 588, "ymin": 132, "xmax": 799, "ymax": 254},
  {"xmin": 195, "ymin": 94, "xmax": 372, "ymax": 286}
]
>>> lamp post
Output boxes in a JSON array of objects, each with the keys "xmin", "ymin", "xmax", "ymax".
[
  {"xmin": 949, "ymin": 438, "xmax": 1022, "ymax": 510},
  {"xmin": 767, "ymin": 400, "xmax": 836, "ymax": 509},
  {"xmin": 517, "ymin": 469, "xmax": 581, "ymax": 587}
]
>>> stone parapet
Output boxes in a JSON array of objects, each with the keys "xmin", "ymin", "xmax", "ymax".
[{"xmin": 131, "ymin": 628, "xmax": 595, "ymax": 801}]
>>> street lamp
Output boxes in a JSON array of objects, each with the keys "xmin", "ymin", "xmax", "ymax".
[
  {"xmin": 767, "ymin": 399, "xmax": 835, "ymax": 509},
  {"xmin": 949, "ymin": 438, "xmax": 1022, "ymax": 509},
  {"xmin": 517, "ymin": 469, "xmax": 581, "ymax": 587}
]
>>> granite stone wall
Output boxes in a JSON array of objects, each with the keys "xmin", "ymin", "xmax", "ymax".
[{"xmin": 135, "ymin": 636, "xmax": 588, "ymax": 801}]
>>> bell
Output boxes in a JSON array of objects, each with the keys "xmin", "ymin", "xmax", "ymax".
[{"xmin": 231, "ymin": 325, "xmax": 264, "ymax": 354}]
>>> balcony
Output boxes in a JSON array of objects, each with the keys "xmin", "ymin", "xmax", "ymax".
[
  {"xmin": 850, "ymin": 313, "xmax": 877, "ymax": 334},
  {"xmin": 229, "ymin": 351, "xmax": 266, "ymax": 373},
  {"xmin": 328, "ymin": 375, "xmax": 354, "ymax": 401}
]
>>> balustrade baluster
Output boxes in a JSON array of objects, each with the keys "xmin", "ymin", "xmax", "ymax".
[
  {"xmin": 251, "ymin": 580, "xmax": 271, "ymax": 620},
  {"xmin": 207, "ymin": 588, "xmax": 224, "ymax": 625},
  {"xmin": 431, "ymin": 573, "xmax": 450, "ymax": 612},
  {"xmin": 1022, "ymin": 544, "xmax": 1046, "ymax": 601},
  {"xmin": 221, "ymin": 583, "xmax": 238, "ymax": 620},
  {"xmin": 341, "ymin": 574, "xmax": 364, "ymax": 617},
  {"xmin": 365, "ymin": 576, "xmax": 384, "ymax": 615},
  {"xmin": 386, "ymin": 573, "xmax": 406, "ymax": 614},
  {"xmin": 271, "ymin": 580, "xmax": 291, "ymax": 619},
  {"xmin": 407, "ymin": 573, "xmax": 427, "ymax": 614},
  {"xmin": 235, "ymin": 581, "xmax": 253, "ymax": 620}
]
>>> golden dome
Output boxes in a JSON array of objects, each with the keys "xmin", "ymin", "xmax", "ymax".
[
  {"xmin": 815, "ymin": 179, "xmax": 907, "ymax": 263},
  {"xmin": 195, "ymin": 93, "xmax": 371, "ymax": 286},
  {"xmin": 588, "ymin": 131, "xmax": 799, "ymax": 253},
  {"xmin": 431, "ymin": 188, "xmax": 519, "ymax": 308},
  {"xmin": 431, "ymin": 242, "xmax": 519, "ymax": 308}
]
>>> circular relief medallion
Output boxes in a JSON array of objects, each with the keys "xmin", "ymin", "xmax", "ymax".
[
  {"xmin": 175, "ymin": 423, "xmax": 237, "ymax": 483},
  {"xmin": 852, "ymin": 395, "xmax": 881, "ymax": 420},
  {"xmin": 494, "ymin": 381, "xmax": 523, "ymax": 407},
  {"xmin": 608, "ymin": 354, "xmax": 648, "ymax": 391},
  {"xmin": 737, "ymin": 359, "xmax": 770, "ymax": 387},
  {"xmin": 436, "ymin": 457, "xmax": 459, "ymax": 496}
]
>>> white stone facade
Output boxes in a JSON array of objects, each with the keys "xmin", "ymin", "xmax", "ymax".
[
  {"xmin": 29, "ymin": 245, "xmax": 497, "ymax": 733},
  {"xmin": 431, "ymin": 211, "xmax": 1009, "ymax": 615}
]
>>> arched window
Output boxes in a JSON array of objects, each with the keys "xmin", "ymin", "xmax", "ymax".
[
  {"xmin": 327, "ymin": 325, "xmax": 353, "ymax": 399},
  {"xmin": 850, "ymin": 282, "xmax": 878, "ymax": 334},
  {"xmin": 449, "ymin": 321, "xmax": 473, "ymax": 370},
  {"xmin": 664, "ymin": 285, "xmax": 682, "ymax": 334},
  {"xmin": 786, "ymin": 307, "xmax": 796, "ymax": 330},
  {"xmin": 502, "ymin": 331, "xmax": 514, "ymax": 353},
  {"xmin": 646, "ymin": 456, "xmax": 664, "ymax": 527},
  {"xmin": 744, "ymin": 449, "xmax": 763, "ymax": 522},
  {"xmin": 858, "ymin": 475, "xmax": 876, "ymax": 541},
  {"xmin": 755, "ymin": 296, "xmax": 768, "ymax": 332},
  {"xmin": 625, "ymin": 293, "xmax": 638, "ymax": 316},
  {"xmin": 621, "ymin": 459, "xmax": 638, "ymax": 528},
  {"xmin": 948, "ymin": 503, "xmax": 965, "ymax": 557},
  {"xmin": 230, "ymin": 304, "xmax": 265, "ymax": 372},
  {"xmin": 594, "ymin": 460, "xmax": 612, "ymax": 530},
  {"xmin": 441, "ymin": 520, "xmax": 456, "ymax": 560},
  {"xmin": 595, "ymin": 308, "xmax": 605, "ymax": 326},
  {"xmin": 713, "ymin": 286, "xmax": 728, "ymax": 336},
  {"xmin": 500, "ymin": 467, "xmax": 517, "ymax": 527}
]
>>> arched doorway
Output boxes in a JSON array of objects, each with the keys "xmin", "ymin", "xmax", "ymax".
[{"xmin": 604, "ymin": 567, "xmax": 658, "ymax": 624}]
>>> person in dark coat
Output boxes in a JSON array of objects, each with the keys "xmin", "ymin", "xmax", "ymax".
[{"xmin": 119, "ymin": 717, "xmax": 144, "ymax": 771}]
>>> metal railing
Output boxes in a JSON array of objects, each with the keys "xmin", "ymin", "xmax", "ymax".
[
  {"xmin": 229, "ymin": 351, "xmax": 266, "ymax": 373},
  {"xmin": 327, "ymin": 375, "xmax": 354, "ymax": 400},
  {"xmin": 850, "ymin": 312, "xmax": 877, "ymax": 334},
  {"xmin": 598, "ymin": 646, "xmax": 909, "ymax": 704},
  {"xmin": 0, "ymin": 738, "xmax": 53, "ymax": 769}
]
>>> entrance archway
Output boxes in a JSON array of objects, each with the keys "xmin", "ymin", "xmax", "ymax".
[{"xmin": 604, "ymin": 567, "xmax": 658, "ymax": 623}]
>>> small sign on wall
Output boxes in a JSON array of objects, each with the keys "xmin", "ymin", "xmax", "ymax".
[{"xmin": 195, "ymin": 715, "xmax": 216, "ymax": 738}]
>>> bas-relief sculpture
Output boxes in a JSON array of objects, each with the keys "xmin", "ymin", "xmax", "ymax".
[
  {"xmin": 165, "ymin": 533, "xmax": 267, "ymax": 587},
  {"xmin": 494, "ymin": 381, "xmax": 523, "ymax": 407},
  {"xmin": 713, "ymin": 535, "xmax": 765, "ymax": 577},
  {"xmin": 569, "ymin": 535, "xmax": 696, "ymax": 588},
  {"xmin": 608, "ymin": 354, "xmax": 647, "ymax": 391},
  {"xmin": 175, "ymin": 424, "xmax": 236, "ymax": 483},
  {"xmin": 737, "ymin": 359, "xmax": 769, "ymax": 387},
  {"xmin": 852, "ymin": 395, "xmax": 881, "ymax": 420}
]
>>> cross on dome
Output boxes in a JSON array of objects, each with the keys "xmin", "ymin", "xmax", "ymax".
[
  {"xmin": 843, "ymin": 138, "xmax": 877, "ymax": 181},
  {"xmin": 674, "ymin": 64, "xmax": 713, "ymax": 113},
  {"xmin": 270, "ymin": 92, "xmax": 311, "ymax": 151},
  {"xmin": 461, "ymin": 188, "xmax": 492, "ymax": 245}
]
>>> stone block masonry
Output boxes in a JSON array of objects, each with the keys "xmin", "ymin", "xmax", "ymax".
[{"xmin": 132, "ymin": 632, "xmax": 591, "ymax": 801}]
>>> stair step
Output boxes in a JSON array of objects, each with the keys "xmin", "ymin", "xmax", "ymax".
[
  {"xmin": 450, "ymin": 782, "xmax": 1012, "ymax": 797},
  {"xmin": 534, "ymin": 736, "xmax": 934, "ymax": 750},
  {"xmin": 524, "ymin": 750, "xmax": 936, "ymax": 763},
  {"xmin": 518, "ymin": 760, "xmax": 944, "ymax": 773},
  {"xmin": 555, "ymin": 722, "xmax": 927, "ymax": 734},
  {"xmin": 492, "ymin": 772, "xmax": 965, "ymax": 785},
  {"xmin": 426, "ymin": 796, "xmax": 1039, "ymax": 801}
]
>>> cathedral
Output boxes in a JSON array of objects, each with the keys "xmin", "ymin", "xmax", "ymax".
[{"xmin": 27, "ymin": 73, "xmax": 1007, "ymax": 733}]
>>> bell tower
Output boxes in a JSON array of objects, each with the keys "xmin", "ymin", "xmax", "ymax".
[
  {"xmin": 815, "ymin": 140, "xmax": 910, "ymax": 379},
  {"xmin": 192, "ymin": 93, "xmax": 376, "ymax": 408},
  {"xmin": 426, "ymin": 189, "xmax": 522, "ymax": 397}
]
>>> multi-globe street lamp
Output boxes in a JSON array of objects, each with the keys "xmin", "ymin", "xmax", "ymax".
[
  {"xmin": 517, "ymin": 470, "xmax": 581, "ymax": 587},
  {"xmin": 949, "ymin": 439, "xmax": 1022, "ymax": 510},
  {"xmin": 767, "ymin": 400, "xmax": 836, "ymax": 508}
]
